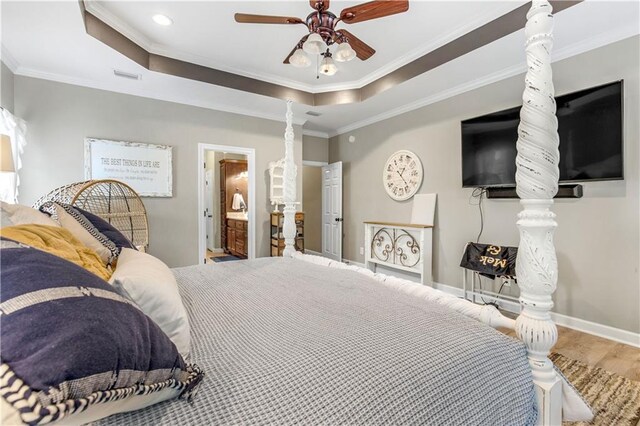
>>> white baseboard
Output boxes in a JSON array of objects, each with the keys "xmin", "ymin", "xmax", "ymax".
[
  {"xmin": 434, "ymin": 282, "xmax": 639, "ymax": 347},
  {"xmin": 341, "ymin": 257, "xmax": 640, "ymax": 348},
  {"xmin": 549, "ymin": 312, "xmax": 640, "ymax": 348},
  {"xmin": 305, "ymin": 249, "xmax": 323, "ymax": 257}
]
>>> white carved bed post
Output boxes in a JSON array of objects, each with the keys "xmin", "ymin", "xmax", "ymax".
[
  {"xmin": 515, "ymin": 1, "xmax": 562, "ymax": 424},
  {"xmin": 282, "ymin": 100, "xmax": 298, "ymax": 257}
]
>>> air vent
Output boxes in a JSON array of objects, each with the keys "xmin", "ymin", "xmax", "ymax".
[
  {"xmin": 113, "ymin": 69, "xmax": 141, "ymax": 80},
  {"xmin": 306, "ymin": 111, "xmax": 322, "ymax": 117}
]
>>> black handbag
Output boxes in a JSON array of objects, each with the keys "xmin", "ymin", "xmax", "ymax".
[{"xmin": 459, "ymin": 242, "xmax": 517, "ymax": 279}]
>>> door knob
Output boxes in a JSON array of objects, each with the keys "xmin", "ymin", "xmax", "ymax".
[{"xmin": 334, "ymin": 218, "xmax": 343, "ymax": 222}]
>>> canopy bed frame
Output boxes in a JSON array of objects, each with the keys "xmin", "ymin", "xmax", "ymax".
[{"xmin": 280, "ymin": 1, "xmax": 566, "ymax": 424}]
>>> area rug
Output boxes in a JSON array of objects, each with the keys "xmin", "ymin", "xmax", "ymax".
[
  {"xmin": 212, "ymin": 255, "xmax": 242, "ymax": 263},
  {"xmin": 550, "ymin": 352, "xmax": 640, "ymax": 425}
]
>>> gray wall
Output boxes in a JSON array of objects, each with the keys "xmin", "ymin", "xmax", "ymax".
[
  {"xmin": 15, "ymin": 76, "xmax": 303, "ymax": 267},
  {"xmin": 303, "ymin": 135, "xmax": 329, "ymax": 162},
  {"xmin": 329, "ymin": 36, "xmax": 640, "ymax": 333},
  {"xmin": 303, "ymin": 165, "xmax": 322, "ymax": 252},
  {"xmin": 1, "ymin": 61, "xmax": 14, "ymax": 113}
]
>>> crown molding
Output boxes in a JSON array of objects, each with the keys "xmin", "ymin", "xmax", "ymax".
[
  {"xmin": 13, "ymin": 66, "xmax": 308, "ymax": 126},
  {"xmin": 7, "ymin": 2, "xmax": 630, "ymax": 137},
  {"xmin": 310, "ymin": 1, "xmax": 530, "ymax": 93},
  {"xmin": 84, "ymin": 1, "xmax": 313, "ymax": 93},
  {"xmin": 302, "ymin": 129, "xmax": 330, "ymax": 139},
  {"xmin": 148, "ymin": 44, "xmax": 315, "ymax": 93},
  {"xmin": 332, "ymin": 28, "xmax": 639, "ymax": 137},
  {"xmin": 8, "ymin": 23, "xmax": 632, "ymax": 138},
  {"xmin": 86, "ymin": 1, "xmax": 526, "ymax": 94},
  {"xmin": 1, "ymin": 44, "xmax": 19, "ymax": 73},
  {"xmin": 79, "ymin": 0, "xmax": 582, "ymax": 106},
  {"xmin": 84, "ymin": 2, "xmax": 154, "ymax": 51}
]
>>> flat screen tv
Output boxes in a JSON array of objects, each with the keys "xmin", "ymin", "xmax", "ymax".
[{"xmin": 461, "ymin": 80, "xmax": 624, "ymax": 188}]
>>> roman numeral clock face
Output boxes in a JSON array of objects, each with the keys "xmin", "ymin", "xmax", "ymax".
[{"xmin": 383, "ymin": 150, "xmax": 424, "ymax": 201}]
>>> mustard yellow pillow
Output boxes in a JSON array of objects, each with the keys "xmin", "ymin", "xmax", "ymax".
[{"xmin": 0, "ymin": 224, "xmax": 111, "ymax": 281}]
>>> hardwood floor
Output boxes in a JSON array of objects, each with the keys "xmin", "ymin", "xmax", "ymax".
[{"xmin": 500, "ymin": 325, "xmax": 640, "ymax": 382}]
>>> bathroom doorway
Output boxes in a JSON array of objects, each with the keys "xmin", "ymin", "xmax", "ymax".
[{"xmin": 198, "ymin": 144, "xmax": 255, "ymax": 265}]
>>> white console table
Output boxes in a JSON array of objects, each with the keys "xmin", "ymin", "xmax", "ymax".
[{"xmin": 364, "ymin": 221, "xmax": 433, "ymax": 286}]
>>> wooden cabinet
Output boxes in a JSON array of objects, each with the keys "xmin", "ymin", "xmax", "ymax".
[
  {"xmin": 220, "ymin": 159, "xmax": 248, "ymax": 258},
  {"xmin": 226, "ymin": 219, "xmax": 247, "ymax": 258},
  {"xmin": 227, "ymin": 226, "xmax": 236, "ymax": 253},
  {"xmin": 270, "ymin": 212, "xmax": 304, "ymax": 257}
]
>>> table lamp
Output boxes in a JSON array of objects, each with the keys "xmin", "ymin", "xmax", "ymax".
[{"xmin": 1, "ymin": 134, "xmax": 15, "ymax": 172}]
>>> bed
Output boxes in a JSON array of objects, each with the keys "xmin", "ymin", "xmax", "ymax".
[
  {"xmin": 0, "ymin": 1, "xmax": 591, "ymax": 425},
  {"xmin": 97, "ymin": 257, "xmax": 537, "ymax": 425}
]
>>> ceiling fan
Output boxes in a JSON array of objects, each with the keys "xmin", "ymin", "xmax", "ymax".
[{"xmin": 235, "ymin": 0, "xmax": 409, "ymax": 76}]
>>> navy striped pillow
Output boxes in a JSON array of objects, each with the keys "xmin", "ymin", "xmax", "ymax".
[
  {"xmin": 0, "ymin": 239, "xmax": 203, "ymax": 425},
  {"xmin": 73, "ymin": 206, "xmax": 136, "ymax": 251}
]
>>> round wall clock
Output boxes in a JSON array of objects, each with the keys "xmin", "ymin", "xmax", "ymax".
[{"xmin": 383, "ymin": 150, "xmax": 423, "ymax": 201}]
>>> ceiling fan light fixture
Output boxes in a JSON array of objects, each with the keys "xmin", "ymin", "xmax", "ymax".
[
  {"xmin": 289, "ymin": 48, "xmax": 311, "ymax": 68},
  {"xmin": 302, "ymin": 33, "xmax": 327, "ymax": 55},
  {"xmin": 319, "ymin": 55, "xmax": 338, "ymax": 76},
  {"xmin": 334, "ymin": 42, "xmax": 356, "ymax": 62}
]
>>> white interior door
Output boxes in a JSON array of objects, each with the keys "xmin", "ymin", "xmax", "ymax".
[
  {"xmin": 205, "ymin": 169, "xmax": 215, "ymax": 251},
  {"xmin": 322, "ymin": 161, "xmax": 343, "ymax": 261}
]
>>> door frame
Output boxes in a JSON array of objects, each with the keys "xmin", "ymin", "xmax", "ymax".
[
  {"xmin": 204, "ymin": 169, "xmax": 216, "ymax": 252},
  {"xmin": 197, "ymin": 143, "xmax": 256, "ymax": 264}
]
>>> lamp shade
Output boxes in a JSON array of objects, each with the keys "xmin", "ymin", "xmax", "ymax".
[
  {"xmin": 302, "ymin": 33, "xmax": 327, "ymax": 55},
  {"xmin": 289, "ymin": 48, "xmax": 311, "ymax": 68},
  {"xmin": 0, "ymin": 134, "xmax": 14, "ymax": 172},
  {"xmin": 319, "ymin": 55, "xmax": 338, "ymax": 76},
  {"xmin": 334, "ymin": 42, "xmax": 356, "ymax": 62}
]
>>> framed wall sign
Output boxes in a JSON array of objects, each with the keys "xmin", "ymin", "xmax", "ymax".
[{"xmin": 84, "ymin": 138, "xmax": 173, "ymax": 197}]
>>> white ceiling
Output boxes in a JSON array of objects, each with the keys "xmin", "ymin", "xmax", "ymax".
[{"xmin": 1, "ymin": 1, "xmax": 639, "ymax": 136}]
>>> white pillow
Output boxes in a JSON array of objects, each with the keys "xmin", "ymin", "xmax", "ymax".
[
  {"xmin": 0, "ymin": 202, "xmax": 60, "ymax": 228},
  {"xmin": 109, "ymin": 248, "xmax": 191, "ymax": 358}
]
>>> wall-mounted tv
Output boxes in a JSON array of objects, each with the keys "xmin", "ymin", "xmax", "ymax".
[{"xmin": 461, "ymin": 81, "xmax": 624, "ymax": 188}]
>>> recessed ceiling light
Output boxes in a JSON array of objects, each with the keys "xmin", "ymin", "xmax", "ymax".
[{"xmin": 152, "ymin": 14, "xmax": 173, "ymax": 26}]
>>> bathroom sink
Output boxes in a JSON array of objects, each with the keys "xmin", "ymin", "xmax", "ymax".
[{"xmin": 227, "ymin": 212, "xmax": 248, "ymax": 220}]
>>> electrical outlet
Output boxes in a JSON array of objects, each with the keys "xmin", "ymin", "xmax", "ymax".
[{"xmin": 359, "ymin": 247, "xmax": 364, "ymax": 255}]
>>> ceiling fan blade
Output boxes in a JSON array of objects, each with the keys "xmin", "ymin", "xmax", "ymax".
[
  {"xmin": 336, "ymin": 29, "xmax": 375, "ymax": 60},
  {"xmin": 284, "ymin": 35, "xmax": 310, "ymax": 64},
  {"xmin": 309, "ymin": 0, "xmax": 330, "ymax": 11},
  {"xmin": 234, "ymin": 13, "xmax": 305, "ymax": 25},
  {"xmin": 339, "ymin": 0, "xmax": 409, "ymax": 24}
]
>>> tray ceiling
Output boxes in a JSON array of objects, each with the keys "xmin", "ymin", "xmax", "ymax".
[
  {"xmin": 2, "ymin": 1, "xmax": 638, "ymax": 135},
  {"xmin": 85, "ymin": 1, "xmax": 527, "ymax": 93}
]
